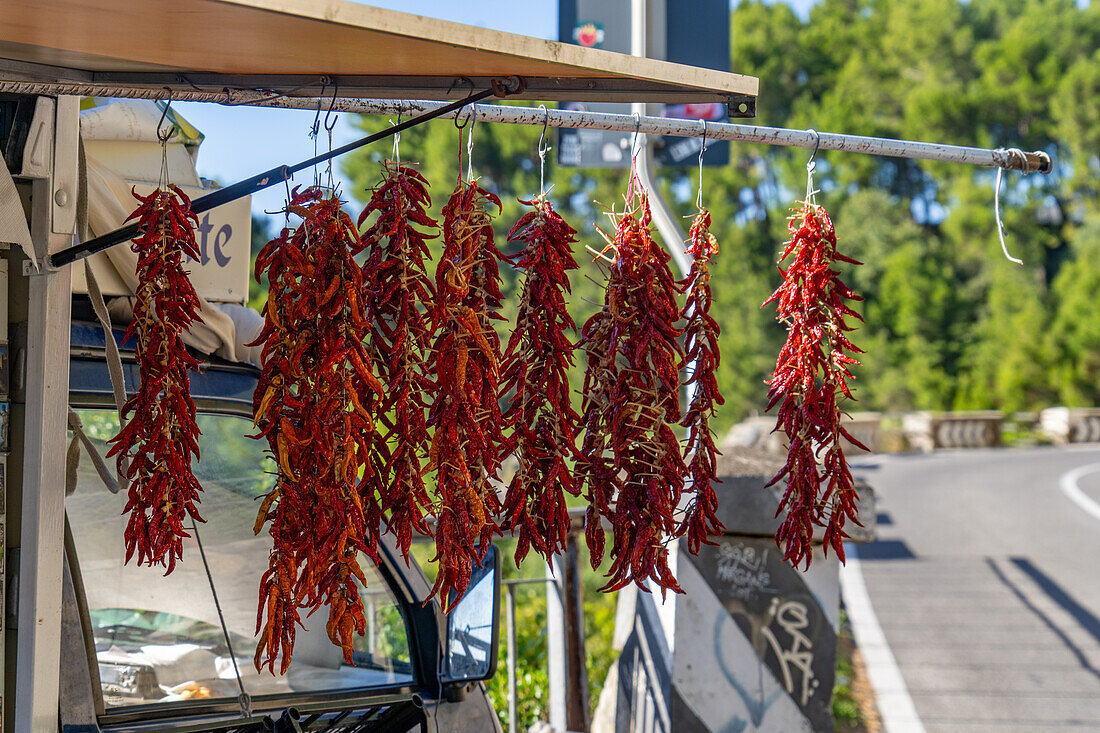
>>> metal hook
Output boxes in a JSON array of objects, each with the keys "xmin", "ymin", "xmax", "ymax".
[
  {"xmin": 323, "ymin": 80, "xmax": 339, "ymax": 133},
  {"xmin": 805, "ymin": 128, "xmax": 820, "ymax": 203},
  {"xmin": 806, "ymin": 128, "xmax": 820, "ymax": 167},
  {"xmin": 156, "ymin": 97, "xmax": 175, "ymax": 144},
  {"xmin": 310, "ymin": 78, "xmax": 327, "ymax": 140},
  {"xmin": 993, "ymin": 147, "xmax": 1026, "ymax": 265},
  {"xmin": 538, "ymin": 104, "xmax": 551, "ymax": 156},
  {"xmin": 454, "ymin": 106, "xmax": 471, "ymax": 130},
  {"xmin": 537, "ymin": 104, "xmax": 551, "ymax": 195},
  {"xmin": 631, "ymin": 112, "xmax": 642, "ymax": 160},
  {"xmin": 696, "ymin": 119, "xmax": 708, "ymax": 210},
  {"xmin": 392, "ymin": 105, "xmax": 402, "ymax": 164}
]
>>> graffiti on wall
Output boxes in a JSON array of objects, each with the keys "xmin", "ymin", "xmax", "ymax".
[{"xmin": 689, "ymin": 539, "xmax": 837, "ymax": 730}]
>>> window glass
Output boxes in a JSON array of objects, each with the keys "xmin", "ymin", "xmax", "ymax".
[{"xmin": 67, "ymin": 409, "xmax": 413, "ymax": 709}]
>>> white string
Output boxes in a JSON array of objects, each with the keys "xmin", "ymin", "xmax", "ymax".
[
  {"xmin": 392, "ymin": 105, "xmax": 402, "ymax": 164},
  {"xmin": 696, "ymin": 119, "xmax": 708, "ymax": 210},
  {"xmin": 994, "ymin": 148, "xmax": 1026, "ymax": 265},
  {"xmin": 466, "ymin": 105, "xmax": 476, "ymax": 181},
  {"xmin": 537, "ymin": 104, "xmax": 550, "ymax": 196},
  {"xmin": 805, "ymin": 129, "xmax": 819, "ymax": 205}
]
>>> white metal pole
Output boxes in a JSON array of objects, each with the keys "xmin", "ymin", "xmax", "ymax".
[
  {"xmin": 631, "ymin": 0, "xmax": 681, "ymax": 659},
  {"xmin": 0, "ymin": 82, "xmax": 1052, "ymax": 173},
  {"xmin": 15, "ymin": 95, "xmax": 77, "ymax": 733},
  {"xmin": 545, "ymin": 555, "xmax": 567, "ymax": 732},
  {"xmin": 505, "ymin": 584, "xmax": 517, "ymax": 733},
  {"xmin": 630, "ymin": 0, "xmax": 692, "ymax": 279}
]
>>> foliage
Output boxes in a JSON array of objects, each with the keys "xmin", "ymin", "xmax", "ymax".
[{"xmin": 833, "ymin": 610, "xmax": 866, "ymax": 730}]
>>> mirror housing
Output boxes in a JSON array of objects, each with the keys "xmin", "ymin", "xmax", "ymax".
[{"xmin": 440, "ymin": 544, "xmax": 501, "ymax": 683}]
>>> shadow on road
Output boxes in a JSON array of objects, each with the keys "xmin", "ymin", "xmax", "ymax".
[
  {"xmin": 853, "ymin": 538, "xmax": 915, "ymax": 560},
  {"xmin": 986, "ymin": 556, "xmax": 1100, "ymax": 683}
]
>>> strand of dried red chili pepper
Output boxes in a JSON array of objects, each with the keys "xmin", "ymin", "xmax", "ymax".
[
  {"xmin": 499, "ymin": 196, "xmax": 582, "ymax": 567},
  {"xmin": 107, "ymin": 185, "xmax": 204, "ymax": 575},
  {"xmin": 426, "ymin": 177, "xmax": 506, "ymax": 611},
  {"xmin": 576, "ymin": 272, "xmax": 618, "ymax": 571},
  {"xmin": 250, "ymin": 185, "xmax": 386, "ymax": 673},
  {"xmin": 358, "ymin": 161, "xmax": 439, "ymax": 563},
  {"xmin": 762, "ymin": 201, "xmax": 866, "ymax": 569},
  {"xmin": 579, "ymin": 192, "xmax": 687, "ymax": 595},
  {"xmin": 677, "ymin": 207, "xmax": 725, "ymax": 555}
]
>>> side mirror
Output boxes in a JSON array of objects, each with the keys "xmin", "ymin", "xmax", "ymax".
[{"xmin": 441, "ymin": 544, "xmax": 500, "ymax": 683}]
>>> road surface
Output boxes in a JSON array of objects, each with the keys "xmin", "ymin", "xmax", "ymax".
[{"xmin": 849, "ymin": 446, "xmax": 1100, "ymax": 732}]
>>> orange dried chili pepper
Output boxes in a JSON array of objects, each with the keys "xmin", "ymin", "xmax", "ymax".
[
  {"xmin": 250, "ymin": 186, "xmax": 387, "ymax": 673},
  {"xmin": 427, "ymin": 176, "xmax": 506, "ymax": 611}
]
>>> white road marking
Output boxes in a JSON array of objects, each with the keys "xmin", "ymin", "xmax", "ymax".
[
  {"xmin": 839, "ymin": 545, "xmax": 926, "ymax": 733},
  {"xmin": 1059, "ymin": 460, "xmax": 1100, "ymax": 523}
]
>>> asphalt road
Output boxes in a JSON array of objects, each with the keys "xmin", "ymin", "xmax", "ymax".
[{"xmin": 850, "ymin": 446, "xmax": 1100, "ymax": 732}]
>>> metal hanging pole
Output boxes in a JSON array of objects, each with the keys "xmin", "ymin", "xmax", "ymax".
[
  {"xmin": 45, "ymin": 83, "xmax": 511, "ymax": 268},
  {"xmin": 0, "ymin": 80, "xmax": 1052, "ymax": 176}
]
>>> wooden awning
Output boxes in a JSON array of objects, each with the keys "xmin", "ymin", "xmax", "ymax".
[{"xmin": 0, "ymin": 0, "xmax": 758, "ymax": 110}]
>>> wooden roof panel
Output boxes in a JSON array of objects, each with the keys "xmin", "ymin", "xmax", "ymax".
[{"xmin": 0, "ymin": 0, "xmax": 759, "ymax": 104}]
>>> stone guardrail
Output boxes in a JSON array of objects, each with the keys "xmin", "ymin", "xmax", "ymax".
[
  {"xmin": 1039, "ymin": 407, "xmax": 1100, "ymax": 444},
  {"xmin": 901, "ymin": 410, "xmax": 1003, "ymax": 452},
  {"xmin": 726, "ymin": 407, "xmax": 1100, "ymax": 455}
]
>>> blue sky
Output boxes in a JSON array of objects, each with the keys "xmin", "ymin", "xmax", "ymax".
[{"xmin": 175, "ymin": 0, "xmax": 814, "ymax": 217}]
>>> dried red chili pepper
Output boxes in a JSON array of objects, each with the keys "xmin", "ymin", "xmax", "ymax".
[
  {"xmin": 427, "ymin": 177, "xmax": 506, "ymax": 611},
  {"xmin": 107, "ymin": 185, "xmax": 205, "ymax": 575},
  {"xmin": 579, "ymin": 191, "xmax": 687, "ymax": 594},
  {"xmin": 762, "ymin": 201, "xmax": 866, "ymax": 569},
  {"xmin": 358, "ymin": 161, "xmax": 439, "ymax": 563},
  {"xmin": 678, "ymin": 207, "xmax": 725, "ymax": 555},
  {"xmin": 251, "ymin": 185, "xmax": 386, "ymax": 673},
  {"xmin": 499, "ymin": 196, "xmax": 582, "ymax": 566}
]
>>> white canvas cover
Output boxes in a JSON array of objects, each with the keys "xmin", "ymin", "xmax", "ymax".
[{"xmin": 78, "ymin": 99, "xmax": 262, "ymax": 364}]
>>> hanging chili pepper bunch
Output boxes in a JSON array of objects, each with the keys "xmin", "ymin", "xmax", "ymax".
[
  {"xmin": 107, "ymin": 185, "xmax": 205, "ymax": 575},
  {"xmin": 427, "ymin": 176, "xmax": 507, "ymax": 611},
  {"xmin": 358, "ymin": 161, "xmax": 440, "ymax": 562},
  {"xmin": 499, "ymin": 196, "xmax": 582, "ymax": 566},
  {"xmin": 762, "ymin": 201, "xmax": 866, "ymax": 569},
  {"xmin": 678, "ymin": 207, "xmax": 725, "ymax": 554},
  {"xmin": 251, "ymin": 185, "xmax": 387, "ymax": 673},
  {"xmin": 579, "ymin": 189, "xmax": 687, "ymax": 594}
]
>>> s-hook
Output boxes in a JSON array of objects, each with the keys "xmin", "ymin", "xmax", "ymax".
[
  {"xmin": 156, "ymin": 96, "xmax": 175, "ymax": 144},
  {"xmin": 323, "ymin": 80, "xmax": 339, "ymax": 188},
  {"xmin": 157, "ymin": 95, "xmax": 175, "ymax": 188},
  {"xmin": 392, "ymin": 105, "xmax": 402, "ymax": 164},
  {"xmin": 323, "ymin": 80, "xmax": 339, "ymax": 133},
  {"xmin": 630, "ymin": 112, "xmax": 643, "ymax": 161},
  {"xmin": 805, "ymin": 128, "xmax": 821, "ymax": 203}
]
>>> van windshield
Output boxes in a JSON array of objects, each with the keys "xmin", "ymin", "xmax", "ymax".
[{"xmin": 66, "ymin": 409, "xmax": 413, "ymax": 710}]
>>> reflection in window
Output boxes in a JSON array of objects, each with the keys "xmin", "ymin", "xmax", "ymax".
[
  {"xmin": 68, "ymin": 409, "xmax": 413, "ymax": 709},
  {"xmin": 446, "ymin": 562, "xmax": 495, "ymax": 680}
]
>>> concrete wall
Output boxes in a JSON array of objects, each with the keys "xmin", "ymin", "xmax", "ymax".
[{"xmin": 592, "ymin": 450, "xmax": 876, "ymax": 732}]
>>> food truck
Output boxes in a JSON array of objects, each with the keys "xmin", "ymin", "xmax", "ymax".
[{"xmin": 0, "ymin": 2, "xmax": 761, "ymax": 731}]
